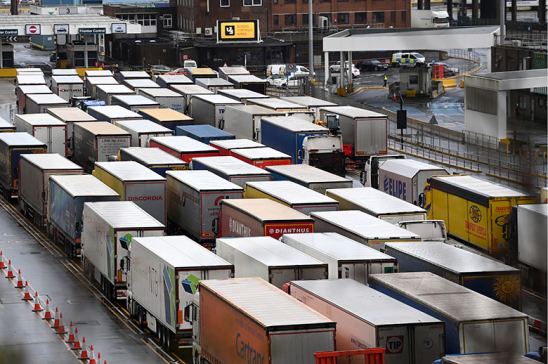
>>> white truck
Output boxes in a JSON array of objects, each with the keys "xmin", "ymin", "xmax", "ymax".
[
  {"xmin": 14, "ymin": 114, "xmax": 67, "ymax": 155},
  {"xmin": 51, "ymin": 75, "xmax": 84, "ymax": 101},
  {"xmin": 411, "ymin": 10, "xmax": 450, "ymax": 28}
]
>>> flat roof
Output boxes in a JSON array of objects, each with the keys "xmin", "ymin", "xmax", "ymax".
[
  {"xmin": 17, "ymin": 85, "xmax": 52, "ymax": 94},
  {"xmin": 519, "ymin": 203, "xmax": 548, "ymax": 216},
  {"xmin": 225, "ymin": 104, "xmax": 284, "ymax": 116},
  {"xmin": 218, "ymin": 88, "xmax": 268, "ymax": 99},
  {"xmin": 430, "ymin": 175, "xmax": 528, "ymax": 199},
  {"xmin": 48, "ymin": 107, "xmax": 97, "ymax": 122},
  {"xmin": 192, "ymin": 94, "xmax": 242, "ymax": 105},
  {"xmin": 16, "ymin": 113, "xmax": 66, "ymax": 126},
  {"xmin": 192, "ymin": 156, "xmax": 270, "ymax": 176},
  {"xmin": 85, "ymin": 70, "xmax": 113, "ymax": 77},
  {"xmin": 246, "ymin": 181, "xmax": 338, "ymax": 206},
  {"xmin": 139, "ymin": 108, "xmax": 192, "ymax": 121},
  {"xmin": 228, "ymin": 75, "xmax": 267, "ymax": 84},
  {"xmin": 50, "ymin": 174, "xmax": 119, "ymax": 198},
  {"xmin": 167, "ymin": 170, "xmax": 243, "ymax": 191},
  {"xmin": 16, "ymin": 75, "xmax": 46, "ymax": 85},
  {"xmin": 261, "ymin": 116, "xmax": 328, "ymax": 132},
  {"xmin": 84, "ymin": 201, "xmax": 164, "ymax": 229},
  {"xmin": 125, "ymin": 79, "xmax": 160, "ymax": 88},
  {"xmin": 231, "ymin": 146, "xmax": 291, "ymax": 160},
  {"xmin": 139, "ymin": 88, "xmax": 182, "ymax": 98},
  {"xmin": 249, "ymin": 98, "xmax": 308, "ymax": 110},
  {"xmin": 52, "ymin": 69, "xmax": 78, "ymax": 76},
  {"xmin": 280, "ymin": 96, "xmax": 337, "ymax": 108},
  {"xmin": 151, "ymin": 136, "xmax": 217, "ymax": 153},
  {"xmin": 156, "ymin": 74, "xmax": 192, "ymax": 84},
  {"xmin": 96, "ymin": 84, "xmax": 134, "ymax": 94},
  {"xmin": 120, "ymin": 147, "xmax": 187, "ymax": 166},
  {"xmin": 112, "ymin": 94, "xmax": 159, "ymax": 106},
  {"xmin": 210, "ymin": 138, "xmax": 264, "ymax": 150},
  {"xmin": 169, "ymin": 84, "xmax": 213, "ymax": 95},
  {"xmin": 219, "ymin": 66, "xmax": 250, "ymax": 76},
  {"xmin": 26, "ymin": 93, "xmax": 68, "ymax": 105},
  {"xmin": 115, "ymin": 119, "xmax": 172, "ymax": 134},
  {"xmin": 75, "ymin": 121, "xmax": 129, "ymax": 136},
  {"xmin": 95, "ymin": 161, "xmax": 165, "ymax": 181},
  {"xmin": 195, "ymin": 78, "xmax": 234, "ymax": 87},
  {"xmin": 178, "ymin": 124, "xmax": 233, "ymax": 138},
  {"xmin": 320, "ymin": 105, "xmax": 385, "ymax": 118},
  {"xmin": 119, "ymin": 71, "xmax": 150, "ymax": 79},
  {"xmin": 86, "ymin": 76, "xmax": 118, "ymax": 85},
  {"xmin": 465, "ymin": 69, "xmax": 548, "ymax": 91},
  {"xmin": 88, "ymin": 105, "xmax": 141, "ymax": 119},
  {"xmin": 380, "ymin": 159, "xmax": 447, "ymax": 179},
  {"xmin": 265, "ymin": 164, "xmax": 351, "ymax": 184},
  {"xmin": 0, "ymin": 132, "xmax": 46, "ymax": 146},
  {"xmin": 222, "ymin": 198, "xmax": 313, "ymax": 222},
  {"xmin": 21, "ymin": 153, "xmax": 82, "ymax": 170},
  {"xmin": 51, "ymin": 76, "xmax": 83, "ymax": 84}
]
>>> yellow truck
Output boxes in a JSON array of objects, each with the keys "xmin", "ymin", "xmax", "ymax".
[{"xmin": 425, "ymin": 175, "xmax": 536, "ymax": 258}]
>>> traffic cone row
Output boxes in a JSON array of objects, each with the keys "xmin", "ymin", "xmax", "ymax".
[
  {"xmin": 22, "ymin": 281, "xmax": 32, "ymax": 301},
  {"xmin": 5, "ymin": 260, "xmax": 14, "ymax": 279},
  {"xmin": 0, "ymin": 250, "xmax": 6, "ymax": 269},
  {"xmin": 42, "ymin": 299, "xmax": 53, "ymax": 320},
  {"xmin": 15, "ymin": 269, "xmax": 23, "ymax": 288}
]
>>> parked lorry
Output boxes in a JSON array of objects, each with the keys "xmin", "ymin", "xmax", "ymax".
[
  {"xmin": 124, "ymin": 78, "xmax": 160, "ymax": 92},
  {"xmin": 194, "ymin": 77, "xmax": 234, "ymax": 93},
  {"xmin": 128, "ymin": 235, "xmax": 233, "ymax": 350},
  {"xmin": 266, "ymin": 164, "xmax": 352, "ymax": 193},
  {"xmin": 72, "ymin": 122, "xmax": 131, "ymax": 172},
  {"xmin": 16, "ymin": 74, "xmax": 46, "ymax": 87},
  {"xmin": 156, "ymin": 74, "xmax": 192, "ymax": 89},
  {"xmin": 398, "ymin": 219, "xmax": 447, "ymax": 241},
  {"xmin": 49, "ymin": 175, "xmax": 119, "ymax": 256},
  {"xmin": 231, "ymin": 146, "xmax": 292, "ymax": 169},
  {"xmin": 169, "ymin": 84, "xmax": 213, "ymax": 113},
  {"xmin": 0, "ymin": 117, "xmax": 15, "ymax": 132},
  {"xmin": 14, "ymin": 114, "xmax": 67, "ymax": 155},
  {"xmin": 190, "ymin": 156, "xmax": 271, "ymax": 188},
  {"xmin": 137, "ymin": 88, "xmax": 184, "ymax": 111},
  {"xmin": 360, "ymin": 154, "xmax": 406, "ymax": 188},
  {"xmin": 189, "ymin": 94, "xmax": 242, "ymax": 129},
  {"xmin": 87, "ymin": 105, "xmax": 142, "ymax": 124},
  {"xmin": 218, "ymin": 88, "xmax": 269, "ymax": 104},
  {"xmin": 139, "ymin": 108, "xmax": 193, "ymax": 132},
  {"xmin": 221, "ymin": 104, "xmax": 283, "ymax": 141},
  {"xmin": 311, "ymin": 210, "xmax": 420, "ymax": 250},
  {"xmin": 219, "ymin": 198, "xmax": 314, "ymax": 239},
  {"xmin": 46, "ymin": 107, "xmax": 97, "ymax": 155},
  {"xmin": 216, "ymin": 237, "xmax": 328, "ymax": 288},
  {"xmin": 517, "ymin": 204, "xmax": 548, "ymax": 290},
  {"xmin": 117, "ymin": 71, "xmax": 150, "ymax": 82},
  {"xmin": 385, "ymin": 242, "xmax": 522, "ymax": 309},
  {"xmin": 82, "ymin": 201, "xmax": 165, "ymax": 301},
  {"xmin": 185, "ymin": 277, "xmax": 335, "ymax": 364},
  {"xmin": 326, "ymin": 187, "xmax": 427, "ymax": 224},
  {"xmin": 114, "ymin": 119, "xmax": 172, "ymax": 147},
  {"xmin": 411, "ymin": 9, "xmax": 450, "ymax": 28},
  {"xmin": 118, "ymin": 147, "xmax": 188, "ymax": 176},
  {"xmin": 84, "ymin": 70, "xmax": 113, "ymax": 78},
  {"xmin": 111, "ymin": 94, "xmax": 159, "ymax": 111},
  {"xmin": 369, "ymin": 272, "xmax": 529, "ymax": 355},
  {"xmin": 280, "ymin": 96, "xmax": 337, "ymax": 120},
  {"xmin": 95, "ymin": 84, "xmax": 135, "ymax": 104},
  {"xmin": 175, "ymin": 125, "xmax": 235, "ymax": 144},
  {"xmin": 281, "ymin": 232, "xmax": 397, "ymax": 282},
  {"xmin": 92, "ymin": 161, "xmax": 166, "ymax": 224},
  {"xmin": 218, "ymin": 66, "xmax": 250, "ymax": 80},
  {"xmin": 248, "ymin": 98, "xmax": 314, "ymax": 122},
  {"xmin": 15, "ymin": 84, "xmax": 52, "ymax": 113},
  {"xmin": 166, "ymin": 170, "xmax": 243, "ymax": 243},
  {"xmin": 244, "ymin": 180, "xmax": 339, "ymax": 215},
  {"xmin": 425, "ymin": 175, "xmax": 536, "ymax": 258},
  {"xmin": 210, "ymin": 138, "xmax": 264, "ymax": 156},
  {"xmin": 0, "ymin": 132, "xmax": 47, "ymax": 198},
  {"xmin": 25, "ymin": 93, "xmax": 69, "ymax": 113},
  {"xmin": 227, "ymin": 75, "xmax": 268, "ymax": 94},
  {"xmin": 288, "ymin": 279, "xmax": 445, "ymax": 364},
  {"xmin": 51, "ymin": 75, "xmax": 84, "ymax": 101},
  {"xmin": 149, "ymin": 136, "xmax": 219, "ymax": 163},
  {"xmin": 19, "ymin": 154, "xmax": 83, "ymax": 228},
  {"xmin": 85, "ymin": 76, "xmax": 118, "ymax": 99}
]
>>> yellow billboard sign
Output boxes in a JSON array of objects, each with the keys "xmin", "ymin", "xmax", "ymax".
[{"xmin": 217, "ymin": 20, "xmax": 260, "ymax": 42}]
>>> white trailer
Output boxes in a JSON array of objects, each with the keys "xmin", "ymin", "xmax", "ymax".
[
  {"xmin": 87, "ymin": 105, "xmax": 143, "ymax": 124},
  {"xmin": 247, "ymin": 98, "xmax": 314, "ymax": 122},
  {"xmin": 190, "ymin": 156, "xmax": 271, "ymax": 188},
  {"xmin": 189, "ymin": 94, "xmax": 242, "ymax": 129},
  {"xmin": 217, "ymin": 88, "xmax": 269, "ymax": 104},
  {"xmin": 137, "ymin": 88, "xmax": 185, "ymax": 111},
  {"xmin": 95, "ymin": 84, "xmax": 135, "ymax": 104},
  {"xmin": 82, "ymin": 201, "xmax": 164, "ymax": 300},
  {"xmin": 15, "ymin": 85, "xmax": 52, "ymax": 113},
  {"xmin": 517, "ymin": 204, "xmax": 548, "ymax": 272},
  {"xmin": 117, "ymin": 71, "xmax": 150, "ymax": 81},
  {"xmin": 216, "ymin": 236, "xmax": 328, "ymax": 288},
  {"xmin": 411, "ymin": 10, "xmax": 450, "ymax": 28},
  {"xmin": 14, "ymin": 114, "xmax": 67, "ymax": 155},
  {"xmin": 156, "ymin": 74, "xmax": 192, "ymax": 88},
  {"xmin": 47, "ymin": 107, "xmax": 97, "ymax": 155},
  {"xmin": 16, "ymin": 74, "xmax": 46, "ymax": 86},
  {"xmin": 25, "ymin": 93, "xmax": 69, "ymax": 113},
  {"xmin": 195, "ymin": 77, "xmax": 234, "ymax": 93},
  {"xmin": 111, "ymin": 94, "xmax": 160, "ymax": 111},
  {"xmin": 85, "ymin": 76, "xmax": 118, "ymax": 98},
  {"xmin": 210, "ymin": 138, "xmax": 264, "ymax": 155},
  {"xmin": 114, "ymin": 119, "xmax": 173, "ymax": 147},
  {"xmin": 51, "ymin": 75, "xmax": 84, "ymax": 101},
  {"xmin": 85, "ymin": 70, "xmax": 113, "ymax": 78},
  {"xmin": 222, "ymin": 104, "xmax": 283, "ymax": 141},
  {"xmin": 265, "ymin": 164, "xmax": 353, "ymax": 193},
  {"xmin": 289, "ymin": 279, "xmax": 445, "ymax": 364},
  {"xmin": 169, "ymin": 84, "xmax": 213, "ymax": 113},
  {"xmin": 124, "ymin": 78, "xmax": 161, "ymax": 92},
  {"xmin": 280, "ymin": 96, "xmax": 337, "ymax": 120},
  {"xmin": 52, "ymin": 69, "xmax": 78, "ymax": 76}
]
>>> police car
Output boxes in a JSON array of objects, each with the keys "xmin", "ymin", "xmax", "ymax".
[{"xmin": 391, "ymin": 52, "xmax": 426, "ymax": 67}]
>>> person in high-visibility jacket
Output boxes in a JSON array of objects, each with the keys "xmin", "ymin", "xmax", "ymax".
[{"xmin": 383, "ymin": 74, "xmax": 388, "ymax": 87}]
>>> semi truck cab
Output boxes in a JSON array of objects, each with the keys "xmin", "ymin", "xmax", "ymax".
[
  {"xmin": 361, "ymin": 154, "xmax": 405, "ymax": 188},
  {"xmin": 302, "ymin": 135, "xmax": 345, "ymax": 177}
]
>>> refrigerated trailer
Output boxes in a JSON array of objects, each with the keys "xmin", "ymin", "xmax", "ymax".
[
  {"xmin": 47, "ymin": 107, "xmax": 97, "ymax": 156},
  {"xmin": 221, "ymin": 104, "xmax": 283, "ymax": 141},
  {"xmin": 217, "ymin": 88, "xmax": 268, "ymax": 104},
  {"xmin": 16, "ymin": 74, "xmax": 46, "ymax": 86},
  {"xmin": 85, "ymin": 70, "xmax": 113, "ymax": 78},
  {"xmin": 369, "ymin": 272, "xmax": 529, "ymax": 355},
  {"xmin": 230, "ymin": 146, "xmax": 292, "ymax": 168},
  {"xmin": 51, "ymin": 75, "xmax": 84, "ymax": 101},
  {"xmin": 216, "ymin": 237, "xmax": 328, "ymax": 288},
  {"xmin": 119, "ymin": 147, "xmax": 188, "ymax": 176},
  {"xmin": 14, "ymin": 114, "xmax": 67, "ymax": 155},
  {"xmin": 95, "ymin": 84, "xmax": 135, "ymax": 104},
  {"xmin": 189, "ymin": 94, "xmax": 242, "ymax": 129},
  {"xmin": 168, "ymin": 84, "xmax": 213, "ymax": 113},
  {"xmin": 385, "ymin": 242, "xmax": 521, "ymax": 309},
  {"xmin": 114, "ymin": 119, "xmax": 172, "ymax": 147},
  {"xmin": 25, "ymin": 93, "xmax": 69, "ymax": 113},
  {"xmin": 281, "ymin": 232, "xmax": 397, "ymax": 282},
  {"xmin": 155, "ymin": 74, "xmax": 192, "ymax": 89},
  {"xmin": 82, "ymin": 201, "xmax": 164, "ymax": 301},
  {"xmin": 85, "ymin": 76, "xmax": 118, "ymax": 98},
  {"xmin": 195, "ymin": 77, "xmax": 234, "ymax": 93},
  {"xmin": 289, "ymin": 279, "xmax": 445, "ymax": 364},
  {"xmin": 266, "ymin": 164, "xmax": 353, "ymax": 193},
  {"xmin": 0, "ymin": 117, "xmax": 15, "ymax": 132},
  {"xmin": 166, "ymin": 170, "xmax": 243, "ymax": 243},
  {"xmin": 52, "ymin": 69, "xmax": 78, "ymax": 76},
  {"xmin": 128, "ymin": 235, "xmax": 233, "ymax": 350},
  {"xmin": 244, "ymin": 180, "xmax": 338, "ymax": 215},
  {"xmin": 149, "ymin": 136, "xmax": 220, "ymax": 163},
  {"xmin": 517, "ymin": 204, "xmax": 548, "ymax": 273},
  {"xmin": 190, "ymin": 156, "xmax": 271, "ymax": 188},
  {"xmin": 248, "ymin": 98, "xmax": 314, "ymax": 122},
  {"xmin": 92, "ymin": 161, "xmax": 166, "ymax": 224},
  {"xmin": 137, "ymin": 88, "xmax": 185, "ymax": 111},
  {"xmin": 124, "ymin": 78, "xmax": 161, "ymax": 92},
  {"xmin": 210, "ymin": 138, "xmax": 264, "ymax": 156},
  {"xmin": 15, "ymin": 85, "xmax": 52, "ymax": 113},
  {"xmin": 111, "ymin": 94, "xmax": 160, "ymax": 111},
  {"xmin": 87, "ymin": 105, "xmax": 142, "ymax": 124},
  {"xmin": 280, "ymin": 96, "xmax": 337, "ymax": 120},
  {"xmin": 138, "ymin": 108, "xmax": 193, "ymax": 132}
]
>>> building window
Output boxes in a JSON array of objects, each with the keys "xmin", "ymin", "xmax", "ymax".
[
  {"xmin": 373, "ymin": 11, "xmax": 384, "ymax": 23},
  {"xmin": 391, "ymin": 11, "xmax": 396, "ymax": 23},
  {"xmin": 243, "ymin": 0, "xmax": 262, "ymax": 5},
  {"xmin": 400, "ymin": 11, "xmax": 406, "ymax": 22},
  {"xmin": 355, "ymin": 12, "xmax": 366, "ymax": 23},
  {"xmin": 273, "ymin": 15, "xmax": 279, "ymax": 25},
  {"xmin": 337, "ymin": 12, "xmax": 349, "ymax": 24},
  {"xmin": 284, "ymin": 14, "xmax": 296, "ymax": 25},
  {"xmin": 302, "ymin": 14, "xmax": 308, "ymax": 25},
  {"xmin": 163, "ymin": 14, "xmax": 172, "ymax": 28},
  {"xmin": 220, "ymin": 0, "xmax": 230, "ymax": 7}
]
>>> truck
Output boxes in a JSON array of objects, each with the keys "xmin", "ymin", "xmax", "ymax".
[
  {"xmin": 111, "ymin": 94, "xmax": 159, "ymax": 111},
  {"xmin": 378, "ymin": 159, "xmax": 449, "ymax": 205},
  {"xmin": 425, "ymin": 175, "xmax": 536, "ymax": 258},
  {"xmin": 326, "ymin": 187, "xmax": 427, "ymax": 224},
  {"xmin": 244, "ymin": 180, "xmax": 339, "ymax": 215},
  {"xmin": 124, "ymin": 78, "xmax": 161, "ymax": 92},
  {"xmin": 149, "ymin": 136, "xmax": 220, "ymax": 163},
  {"xmin": 82, "ymin": 201, "xmax": 165, "ymax": 301},
  {"xmin": 72, "ymin": 122, "xmax": 131, "ymax": 173},
  {"xmin": 385, "ymin": 242, "xmax": 522, "ymax": 309},
  {"xmin": 369, "ymin": 272, "xmax": 529, "ymax": 355},
  {"xmin": 218, "ymin": 88, "xmax": 269, "ymax": 104},
  {"xmin": 128, "ymin": 235, "xmax": 233, "ymax": 350},
  {"xmin": 185, "ymin": 277, "xmax": 336, "ymax": 364},
  {"xmin": 95, "ymin": 84, "xmax": 135, "ymax": 104},
  {"xmin": 231, "ymin": 146, "xmax": 292, "ymax": 169},
  {"xmin": 137, "ymin": 88, "xmax": 185, "ymax": 111},
  {"xmin": 411, "ymin": 9, "xmax": 450, "ymax": 28},
  {"xmin": 116, "ymin": 71, "xmax": 150, "ymax": 82},
  {"xmin": 14, "ymin": 114, "xmax": 67, "ymax": 155},
  {"xmin": 85, "ymin": 76, "xmax": 118, "ymax": 99},
  {"xmin": 216, "ymin": 237, "xmax": 328, "ymax": 288},
  {"xmin": 280, "ymin": 96, "xmax": 337, "ymax": 120},
  {"xmin": 155, "ymin": 74, "xmax": 192, "ymax": 89},
  {"xmin": 398, "ymin": 219, "xmax": 447, "ymax": 242},
  {"xmin": 517, "ymin": 204, "xmax": 547, "ymax": 289},
  {"xmin": 139, "ymin": 108, "xmax": 193, "ymax": 132},
  {"xmin": 15, "ymin": 74, "xmax": 46, "ymax": 87},
  {"xmin": 92, "ymin": 161, "xmax": 166, "ymax": 224},
  {"xmin": 51, "ymin": 75, "xmax": 84, "ymax": 101},
  {"xmin": 175, "ymin": 125, "xmax": 235, "ymax": 144},
  {"xmin": 227, "ymin": 75, "xmax": 268, "ymax": 94},
  {"xmin": 166, "ymin": 170, "xmax": 243, "ymax": 244},
  {"xmin": 0, "ymin": 132, "xmax": 47, "ymax": 198},
  {"xmin": 218, "ymin": 66, "xmax": 250, "ymax": 80},
  {"xmin": 361, "ymin": 154, "xmax": 406, "ymax": 188},
  {"xmin": 46, "ymin": 107, "xmax": 97, "ymax": 156},
  {"xmin": 52, "ymin": 69, "xmax": 78, "ymax": 76},
  {"xmin": 87, "ymin": 105, "xmax": 142, "ymax": 124},
  {"xmin": 190, "ymin": 156, "xmax": 271, "ymax": 188},
  {"xmin": 189, "ymin": 94, "xmax": 242, "ymax": 129},
  {"xmin": 281, "ymin": 232, "xmax": 397, "ymax": 282},
  {"xmin": 319, "ymin": 105, "xmax": 388, "ymax": 159},
  {"xmin": 221, "ymin": 104, "xmax": 283, "ymax": 141},
  {"xmin": 118, "ymin": 147, "xmax": 188, "ymax": 176},
  {"xmin": 169, "ymin": 84, "xmax": 213, "ymax": 113},
  {"xmin": 49, "ymin": 174, "xmax": 119, "ymax": 257},
  {"xmin": 114, "ymin": 119, "xmax": 173, "ymax": 147},
  {"xmin": 219, "ymin": 198, "xmax": 314, "ymax": 239},
  {"xmin": 266, "ymin": 164, "xmax": 353, "ymax": 194},
  {"xmin": 210, "ymin": 138, "xmax": 264, "ymax": 156},
  {"xmin": 194, "ymin": 77, "xmax": 234, "ymax": 93},
  {"xmin": 25, "ymin": 93, "xmax": 69, "ymax": 114},
  {"xmin": 187, "ymin": 67, "xmax": 217, "ymax": 82},
  {"xmin": 0, "ymin": 118, "xmax": 15, "ymax": 133},
  {"xmin": 248, "ymin": 98, "xmax": 315, "ymax": 122},
  {"xmin": 84, "ymin": 70, "xmax": 113, "ymax": 78},
  {"xmin": 15, "ymin": 84, "xmax": 52, "ymax": 113},
  {"xmin": 311, "ymin": 210, "xmax": 421, "ymax": 250},
  {"xmin": 288, "ymin": 279, "xmax": 445, "ymax": 364},
  {"xmin": 19, "ymin": 154, "xmax": 83, "ymax": 228}
]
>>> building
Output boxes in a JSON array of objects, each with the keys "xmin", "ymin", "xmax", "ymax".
[{"xmin": 103, "ymin": 4, "xmax": 175, "ymax": 35}]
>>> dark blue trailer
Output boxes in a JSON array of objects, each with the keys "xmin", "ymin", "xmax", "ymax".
[{"xmin": 175, "ymin": 124, "xmax": 235, "ymax": 144}]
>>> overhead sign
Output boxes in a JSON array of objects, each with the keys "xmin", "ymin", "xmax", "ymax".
[
  {"xmin": 25, "ymin": 24, "xmax": 41, "ymax": 35},
  {"xmin": 0, "ymin": 29, "xmax": 18, "ymax": 37},
  {"xmin": 79, "ymin": 28, "xmax": 106, "ymax": 35},
  {"xmin": 54, "ymin": 24, "xmax": 69, "ymax": 35},
  {"xmin": 217, "ymin": 20, "xmax": 260, "ymax": 43},
  {"xmin": 111, "ymin": 23, "xmax": 127, "ymax": 34}
]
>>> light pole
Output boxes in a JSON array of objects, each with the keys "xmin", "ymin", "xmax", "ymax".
[{"xmin": 308, "ymin": 0, "xmax": 314, "ymax": 81}]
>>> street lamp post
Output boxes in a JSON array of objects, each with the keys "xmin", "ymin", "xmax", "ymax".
[{"xmin": 308, "ymin": 0, "xmax": 314, "ymax": 81}]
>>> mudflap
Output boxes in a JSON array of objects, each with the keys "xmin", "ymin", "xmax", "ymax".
[{"xmin": 307, "ymin": 151, "xmax": 346, "ymax": 177}]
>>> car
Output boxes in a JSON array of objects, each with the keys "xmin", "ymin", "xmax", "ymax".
[
  {"xmin": 267, "ymin": 64, "xmax": 312, "ymax": 78},
  {"xmin": 329, "ymin": 61, "xmax": 360, "ymax": 78},
  {"xmin": 391, "ymin": 52, "xmax": 426, "ymax": 67},
  {"xmin": 356, "ymin": 59, "xmax": 388, "ymax": 72},
  {"xmin": 431, "ymin": 62, "xmax": 459, "ymax": 76},
  {"xmin": 148, "ymin": 64, "xmax": 171, "ymax": 75}
]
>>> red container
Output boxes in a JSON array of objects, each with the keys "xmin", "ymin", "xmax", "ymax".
[
  {"xmin": 149, "ymin": 135, "xmax": 219, "ymax": 163},
  {"xmin": 231, "ymin": 146, "xmax": 292, "ymax": 169}
]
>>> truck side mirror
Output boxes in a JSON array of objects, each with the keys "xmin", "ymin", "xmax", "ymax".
[
  {"xmin": 418, "ymin": 193, "xmax": 425, "ymax": 208},
  {"xmin": 184, "ymin": 305, "xmax": 191, "ymax": 324}
]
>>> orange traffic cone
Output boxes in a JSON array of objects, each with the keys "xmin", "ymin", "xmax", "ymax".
[
  {"xmin": 0, "ymin": 251, "xmax": 6, "ymax": 269},
  {"xmin": 51, "ymin": 307, "xmax": 61, "ymax": 328},
  {"xmin": 72, "ymin": 328, "xmax": 81, "ymax": 350},
  {"xmin": 21, "ymin": 281, "xmax": 32, "ymax": 301},
  {"xmin": 79, "ymin": 337, "xmax": 89, "ymax": 359},
  {"xmin": 88, "ymin": 344, "xmax": 96, "ymax": 364},
  {"xmin": 42, "ymin": 299, "xmax": 53, "ymax": 320},
  {"xmin": 55, "ymin": 313, "xmax": 66, "ymax": 334},
  {"xmin": 5, "ymin": 260, "xmax": 14, "ymax": 279},
  {"xmin": 32, "ymin": 291, "xmax": 43, "ymax": 312},
  {"xmin": 66, "ymin": 321, "xmax": 75, "ymax": 343},
  {"xmin": 15, "ymin": 269, "xmax": 23, "ymax": 288}
]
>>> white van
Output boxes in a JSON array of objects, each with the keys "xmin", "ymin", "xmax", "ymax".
[{"xmin": 267, "ymin": 64, "xmax": 311, "ymax": 78}]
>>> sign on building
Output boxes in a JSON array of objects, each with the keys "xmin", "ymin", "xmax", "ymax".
[
  {"xmin": 54, "ymin": 24, "xmax": 69, "ymax": 35},
  {"xmin": 25, "ymin": 24, "xmax": 41, "ymax": 35},
  {"xmin": 111, "ymin": 23, "xmax": 127, "ymax": 34},
  {"xmin": 216, "ymin": 20, "xmax": 260, "ymax": 43},
  {"xmin": 79, "ymin": 28, "xmax": 106, "ymax": 35}
]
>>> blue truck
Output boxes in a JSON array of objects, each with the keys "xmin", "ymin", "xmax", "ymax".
[{"xmin": 176, "ymin": 124, "xmax": 235, "ymax": 144}]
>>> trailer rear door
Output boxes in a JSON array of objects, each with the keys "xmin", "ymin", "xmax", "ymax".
[{"xmin": 270, "ymin": 329, "xmax": 335, "ymax": 364}]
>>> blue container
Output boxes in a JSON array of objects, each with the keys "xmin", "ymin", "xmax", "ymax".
[
  {"xmin": 176, "ymin": 125, "xmax": 234, "ymax": 144},
  {"xmin": 260, "ymin": 116, "xmax": 328, "ymax": 164}
]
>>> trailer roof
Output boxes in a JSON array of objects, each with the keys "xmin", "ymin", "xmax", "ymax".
[
  {"xmin": 51, "ymin": 75, "xmax": 83, "ymax": 84},
  {"xmin": 95, "ymin": 161, "xmax": 165, "ymax": 182},
  {"xmin": 85, "ymin": 70, "xmax": 113, "ymax": 77},
  {"xmin": 228, "ymin": 75, "xmax": 267, "ymax": 84},
  {"xmin": 120, "ymin": 147, "xmax": 187, "ymax": 166},
  {"xmin": 75, "ymin": 121, "xmax": 130, "ymax": 136},
  {"xmin": 151, "ymin": 136, "xmax": 217, "ymax": 153},
  {"xmin": 156, "ymin": 74, "xmax": 192, "ymax": 84},
  {"xmin": 0, "ymin": 132, "xmax": 46, "ymax": 147},
  {"xmin": 370, "ymin": 272, "xmax": 527, "ymax": 321},
  {"xmin": 196, "ymin": 77, "xmax": 233, "ymax": 87},
  {"xmin": 280, "ymin": 96, "xmax": 337, "ymax": 108},
  {"xmin": 119, "ymin": 71, "xmax": 150, "ymax": 79},
  {"xmin": 189, "ymin": 67, "xmax": 216, "ymax": 76},
  {"xmin": 21, "ymin": 153, "xmax": 82, "ymax": 170},
  {"xmin": 178, "ymin": 124, "xmax": 233, "ymax": 138},
  {"xmin": 50, "ymin": 174, "xmax": 119, "ymax": 197},
  {"xmin": 261, "ymin": 116, "xmax": 328, "ymax": 132},
  {"xmin": 0, "ymin": 117, "xmax": 14, "ymax": 130},
  {"xmin": 247, "ymin": 181, "xmax": 338, "ymax": 206},
  {"xmin": 210, "ymin": 138, "xmax": 264, "ymax": 150},
  {"xmin": 16, "ymin": 113, "xmax": 66, "ymax": 126},
  {"xmin": 84, "ymin": 201, "xmax": 164, "ymax": 229},
  {"xmin": 16, "ymin": 74, "xmax": 46, "ymax": 85},
  {"xmin": 441, "ymin": 353, "xmax": 539, "ymax": 364},
  {"xmin": 17, "ymin": 68, "xmax": 43, "ymax": 75},
  {"xmin": 96, "ymin": 84, "xmax": 134, "ymax": 94},
  {"xmin": 518, "ymin": 203, "xmax": 548, "ymax": 215},
  {"xmin": 218, "ymin": 88, "xmax": 268, "ymax": 99},
  {"xmin": 311, "ymin": 210, "xmax": 420, "ymax": 240},
  {"xmin": 47, "ymin": 107, "xmax": 97, "ymax": 122},
  {"xmin": 115, "ymin": 119, "xmax": 172, "ymax": 134},
  {"xmin": 52, "ymin": 69, "xmax": 78, "ymax": 76},
  {"xmin": 17, "ymin": 85, "xmax": 52, "ymax": 94},
  {"xmin": 192, "ymin": 156, "xmax": 270, "ymax": 176},
  {"xmin": 139, "ymin": 88, "xmax": 182, "ymax": 98},
  {"xmin": 320, "ymin": 105, "xmax": 385, "ymax": 118},
  {"xmin": 266, "ymin": 164, "xmax": 351, "ymax": 184},
  {"xmin": 167, "ymin": 170, "xmax": 243, "ymax": 191},
  {"xmin": 125, "ymin": 78, "xmax": 160, "ymax": 88},
  {"xmin": 326, "ymin": 187, "xmax": 426, "ymax": 215},
  {"xmin": 231, "ymin": 147, "xmax": 291, "ymax": 160},
  {"xmin": 219, "ymin": 66, "xmax": 250, "ymax": 76},
  {"xmin": 134, "ymin": 235, "xmax": 232, "ymax": 268},
  {"xmin": 86, "ymin": 76, "xmax": 118, "ymax": 85},
  {"xmin": 112, "ymin": 94, "xmax": 160, "ymax": 107},
  {"xmin": 169, "ymin": 84, "xmax": 213, "ymax": 95},
  {"xmin": 139, "ymin": 107, "xmax": 192, "ymax": 122},
  {"xmin": 26, "ymin": 93, "xmax": 68, "ymax": 105},
  {"xmin": 87, "ymin": 105, "xmax": 141, "ymax": 119},
  {"xmin": 380, "ymin": 158, "xmax": 448, "ymax": 179},
  {"xmin": 430, "ymin": 175, "xmax": 528, "ymax": 199},
  {"xmin": 282, "ymin": 232, "xmax": 397, "ymax": 262},
  {"xmin": 249, "ymin": 98, "xmax": 308, "ymax": 110},
  {"xmin": 291, "ymin": 279, "xmax": 441, "ymax": 326},
  {"xmin": 224, "ymin": 104, "xmax": 284, "ymax": 116},
  {"xmin": 222, "ymin": 198, "xmax": 312, "ymax": 222},
  {"xmin": 201, "ymin": 277, "xmax": 335, "ymax": 329},
  {"xmin": 192, "ymin": 94, "xmax": 242, "ymax": 105}
]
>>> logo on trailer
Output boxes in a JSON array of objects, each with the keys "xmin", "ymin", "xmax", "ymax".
[
  {"xmin": 386, "ymin": 336, "xmax": 404, "ymax": 354},
  {"xmin": 469, "ymin": 205, "xmax": 482, "ymax": 223}
]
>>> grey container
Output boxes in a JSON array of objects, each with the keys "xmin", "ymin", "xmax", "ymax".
[
  {"xmin": 517, "ymin": 204, "xmax": 548, "ymax": 272},
  {"xmin": 265, "ymin": 164, "xmax": 353, "ymax": 193},
  {"xmin": 189, "ymin": 94, "xmax": 242, "ymax": 128},
  {"xmin": 195, "ymin": 77, "xmax": 234, "ymax": 93},
  {"xmin": 222, "ymin": 104, "xmax": 283, "ymax": 141},
  {"xmin": 165, "ymin": 84, "xmax": 212, "ymax": 113},
  {"xmin": 25, "ymin": 93, "xmax": 70, "ymax": 113},
  {"xmin": 114, "ymin": 119, "xmax": 173, "ymax": 147},
  {"xmin": 95, "ymin": 84, "xmax": 135, "ymax": 104},
  {"xmin": 110, "ymin": 94, "xmax": 160, "ymax": 112},
  {"xmin": 190, "ymin": 156, "xmax": 271, "ymax": 188}
]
